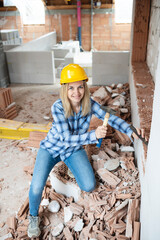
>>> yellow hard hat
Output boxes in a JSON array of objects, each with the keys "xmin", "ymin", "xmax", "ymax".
[{"xmin": 60, "ymin": 64, "xmax": 88, "ymax": 84}]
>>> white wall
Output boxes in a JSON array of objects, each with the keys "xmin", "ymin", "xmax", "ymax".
[
  {"xmin": 146, "ymin": 0, "xmax": 160, "ymax": 83},
  {"xmin": 140, "ymin": 36, "xmax": 160, "ymax": 240},
  {"xmin": 129, "ymin": 1, "xmax": 160, "ymax": 239},
  {"xmin": 140, "ymin": 2, "xmax": 160, "ymax": 238}
]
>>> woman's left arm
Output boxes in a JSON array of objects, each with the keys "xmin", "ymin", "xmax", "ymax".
[
  {"xmin": 92, "ymin": 99, "xmax": 133, "ymax": 139},
  {"xmin": 131, "ymin": 128, "xmax": 148, "ymax": 142}
]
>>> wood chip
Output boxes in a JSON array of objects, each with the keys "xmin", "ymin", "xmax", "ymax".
[
  {"xmin": 105, "ymin": 147, "xmax": 119, "ymax": 158},
  {"xmin": 6, "ymin": 216, "xmax": 17, "ymax": 231},
  {"xmin": 17, "ymin": 197, "xmax": 29, "ymax": 218},
  {"xmin": 69, "ymin": 203, "xmax": 84, "ymax": 215},
  {"xmin": 98, "ymin": 150, "xmax": 111, "ymax": 160},
  {"xmin": 132, "ymin": 221, "xmax": 140, "ymax": 240},
  {"xmin": 97, "ymin": 168, "xmax": 121, "ymax": 188},
  {"xmin": 63, "ymin": 227, "xmax": 74, "ymax": 240}
]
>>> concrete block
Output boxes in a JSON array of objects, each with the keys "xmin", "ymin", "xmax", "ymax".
[
  {"xmin": 0, "ymin": 63, "xmax": 8, "ymax": 80},
  {"xmin": 10, "ymin": 32, "xmax": 56, "ymax": 51},
  {"xmin": 54, "ymin": 58, "xmax": 65, "ymax": 68},
  {"xmin": 3, "ymin": 45, "xmax": 21, "ymax": 51},
  {"xmin": 64, "ymin": 52, "xmax": 74, "ymax": 65},
  {"xmin": 56, "ymin": 63, "xmax": 65, "ymax": 78},
  {"xmin": 92, "ymin": 51, "xmax": 130, "ymax": 85},
  {"xmin": 52, "ymin": 40, "xmax": 80, "ymax": 57},
  {"xmin": 0, "ymin": 76, "xmax": 9, "ymax": 87},
  {"xmin": 0, "ymin": 29, "xmax": 19, "ymax": 41},
  {"xmin": 6, "ymin": 51, "xmax": 55, "ymax": 84},
  {"xmin": 52, "ymin": 48, "xmax": 70, "ymax": 58},
  {"xmin": 83, "ymin": 66, "xmax": 92, "ymax": 77},
  {"xmin": 0, "ymin": 42, "xmax": 9, "ymax": 87}
]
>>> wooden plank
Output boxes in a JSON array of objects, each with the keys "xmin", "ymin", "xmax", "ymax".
[
  {"xmin": 97, "ymin": 168, "xmax": 121, "ymax": 188},
  {"xmin": 0, "ymin": 6, "xmax": 17, "ymax": 11},
  {"xmin": 132, "ymin": 221, "xmax": 140, "ymax": 240},
  {"xmin": 47, "ymin": 4, "xmax": 112, "ymax": 10}
]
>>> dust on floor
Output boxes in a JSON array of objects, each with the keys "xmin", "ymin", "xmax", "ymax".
[
  {"xmin": 0, "ymin": 83, "xmax": 141, "ymax": 239},
  {"xmin": 0, "ymin": 84, "xmax": 60, "ymax": 224}
]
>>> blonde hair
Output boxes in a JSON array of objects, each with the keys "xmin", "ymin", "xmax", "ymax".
[{"xmin": 60, "ymin": 81, "xmax": 90, "ymax": 119}]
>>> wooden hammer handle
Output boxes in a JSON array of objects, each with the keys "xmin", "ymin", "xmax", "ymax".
[
  {"xmin": 97, "ymin": 113, "xmax": 110, "ymax": 148},
  {"xmin": 103, "ymin": 113, "xmax": 110, "ymax": 126}
]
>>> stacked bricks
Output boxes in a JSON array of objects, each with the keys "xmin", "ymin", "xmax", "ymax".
[
  {"xmin": 132, "ymin": 0, "xmax": 151, "ymax": 62},
  {"xmin": 0, "ymin": 88, "xmax": 17, "ymax": 120}
]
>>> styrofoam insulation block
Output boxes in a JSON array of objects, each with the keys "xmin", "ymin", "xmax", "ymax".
[
  {"xmin": 48, "ymin": 200, "xmax": 60, "ymax": 213},
  {"xmin": 51, "ymin": 223, "xmax": 64, "ymax": 237},
  {"xmin": 0, "ymin": 232, "xmax": 13, "ymax": 240},
  {"xmin": 64, "ymin": 206, "xmax": 73, "ymax": 223},
  {"xmin": 120, "ymin": 146, "xmax": 135, "ymax": 152},
  {"xmin": 41, "ymin": 198, "xmax": 49, "ymax": 206},
  {"xmin": 50, "ymin": 172, "xmax": 81, "ymax": 202},
  {"xmin": 74, "ymin": 219, "xmax": 84, "ymax": 232}
]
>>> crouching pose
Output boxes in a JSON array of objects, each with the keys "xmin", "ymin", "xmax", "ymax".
[{"xmin": 27, "ymin": 64, "xmax": 146, "ymax": 238}]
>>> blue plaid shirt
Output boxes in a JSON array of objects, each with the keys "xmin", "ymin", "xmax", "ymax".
[{"xmin": 40, "ymin": 98, "xmax": 133, "ymax": 161}]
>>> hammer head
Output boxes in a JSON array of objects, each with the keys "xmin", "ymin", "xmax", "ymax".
[{"xmin": 100, "ymin": 106, "xmax": 117, "ymax": 115}]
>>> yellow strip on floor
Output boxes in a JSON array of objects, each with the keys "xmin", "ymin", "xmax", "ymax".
[{"xmin": 0, "ymin": 118, "xmax": 52, "ymax": 140}]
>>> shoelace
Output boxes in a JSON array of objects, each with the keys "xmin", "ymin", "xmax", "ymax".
[{"xmin": 29, "ymin": 216, "xmax": 39, "ymax": 228}]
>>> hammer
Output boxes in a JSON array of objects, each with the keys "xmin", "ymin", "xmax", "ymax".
[{"xmin": 96, "ymin": 106, "xmax": 148, "ymax": 147}]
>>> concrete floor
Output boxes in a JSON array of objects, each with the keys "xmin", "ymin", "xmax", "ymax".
[{"xmin": 0, "ymin": 84, "xmax": 60, "ymax": 225}]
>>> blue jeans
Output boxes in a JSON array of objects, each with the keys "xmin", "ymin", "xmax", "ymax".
[{"xmin": 29, "ymin": 147, "xmax": 96, "ymax": 216}]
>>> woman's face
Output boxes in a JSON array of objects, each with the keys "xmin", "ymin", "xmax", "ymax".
[{"xmin": 67, "ymin": 81, "xmax": 85, "ymax": 105}]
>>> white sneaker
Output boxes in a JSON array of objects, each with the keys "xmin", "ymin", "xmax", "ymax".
[{"xmin": 27, "ymin": 215, "xmax": 41, "ymax": 238}]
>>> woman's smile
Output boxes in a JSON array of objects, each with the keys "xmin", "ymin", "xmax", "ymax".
[{"xmin": 67, "ymin": 81, "xmax": 85, "ymax": 105}]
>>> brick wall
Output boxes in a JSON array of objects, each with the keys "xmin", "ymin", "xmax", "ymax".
[
  {"xmin": 0, "ymin": 11, "xmax": 131, "ymax": 51},
  {"xmin": 131, "ymin": 0, "xmax": 151, "ymax": 62}
]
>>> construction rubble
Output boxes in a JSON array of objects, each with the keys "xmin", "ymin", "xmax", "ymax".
[
  {"xmin": 0, "ymin": 88, "xmax": 17, "ymax": 120},
  {"xmin": 0, "ymin": 83, "xmax": 142, "ymax": 240}
]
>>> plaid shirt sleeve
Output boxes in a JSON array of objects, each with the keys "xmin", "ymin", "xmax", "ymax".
[
  {"xmin": 91, "ymin": 99, "xmax": 133, "ymax": 139},
  {"xmin": 51, "ymin": 101, "xmax": 98, "ymax": 149}
]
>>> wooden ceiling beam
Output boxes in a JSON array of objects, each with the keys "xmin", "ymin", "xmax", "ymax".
[
  {"xmin": 0, "ymin": 6, "xmax": 17, "ymax": 11},
  {"xmin": 0, "ymin": 3, "xmax": 113, "ymax": 11},
  {"xmin": 47, "ymin": 4, "xmax": 113, "ymax": 10}
]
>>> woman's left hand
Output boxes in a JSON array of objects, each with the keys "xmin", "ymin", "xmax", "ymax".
[{"xmin": 131, "ymin": 128, "xmax": 148, "ymax": 142}]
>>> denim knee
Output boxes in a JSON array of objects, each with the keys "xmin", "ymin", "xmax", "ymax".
[
  {"xmin": 30, "ymin": 182, "xmax": 44, "ymax": 197},
  {"xmin": 81, "ymin": 180, "xmax": 96, "ymax": 192}
]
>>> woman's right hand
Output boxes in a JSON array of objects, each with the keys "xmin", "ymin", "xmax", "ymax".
[{"xmin": 95, "ymin": 125, "xmax": 107, "ymax": 139}]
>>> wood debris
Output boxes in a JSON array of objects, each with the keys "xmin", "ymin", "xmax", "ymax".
[
  {"xmin": 2, "ymin": 84, "xmax": 141, "ymax": 240},
  {"xmin": 97, "ymin": 168, "xmax": 121, "ymax": 188},
  {"xmin": 0, "ymin": 88, "xmax": 17, "ymax": 120},
  {"xmin": 27, "ymin": 131, "xmax": 47, "ymax": 148}
]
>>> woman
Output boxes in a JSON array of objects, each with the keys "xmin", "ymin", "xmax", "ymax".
[{"xmin": 27, "ymin": 64, "xmax": 146, "ymax": 238}]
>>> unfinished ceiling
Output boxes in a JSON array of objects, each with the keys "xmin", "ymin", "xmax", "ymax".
[{"xmin": 0, "ymin": 0, "xmax": 114, "ymax": 9}]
